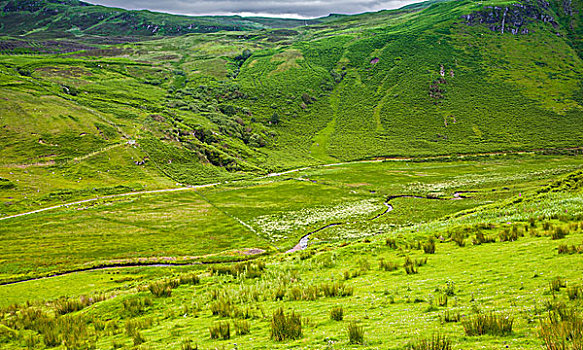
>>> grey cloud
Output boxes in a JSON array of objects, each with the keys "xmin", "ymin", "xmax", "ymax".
[{"xmin": 85, "ymin": 0, "xmax": 422, "ymax": 18}]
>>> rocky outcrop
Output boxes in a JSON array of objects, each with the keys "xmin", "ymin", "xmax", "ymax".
[{"xmin": 461, "ymin": 0, "xmax": 559, "ymax": 34}]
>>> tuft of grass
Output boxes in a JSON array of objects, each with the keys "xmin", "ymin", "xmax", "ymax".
[
  {"xmin": 209, "ymin": 321, "xmax": 230, "ymax": 340},
  {"xmin": 148, "ymin": 280, "xmax": 173, "ymax": 297},
  {"xmin": 423, "ymin": 238, "xmax": 436, "ymax": 254},
  {"xmin": 270, "ymin": 308, "xmax": 302, "ymax": 341},
  {"xmin": 462, "ymin": 313, "xmax": 514, "ymax": 336},
  {"xmin": 552, "ymin": 227, "xmax": 567, "ymax": 240},
  {"xmin": 540, "ymin": 306, "xmax": 583, "ymax": 350},
  {"xmin": 347, "ymin": 321, "xmax": 364, "ymax": 344},
  {"xmin": 379, "ymin": 258, "xmax": 399, "ymax": 271},
  {"xmin": 403, "ymin": 256, "xmax": 419, "ymax": 275},
  {"xmin": 440, "ymin": 310, "xmax": 461, "ymax": 323},
  {"xmin": 234, "ymin": 319, "xmax": 251, "ymax": 336},
  {"xmin": 408, "ymin": 333, "xmax": 452, "ymax": 350},
  {"xmin": 330, "ymin": 306, "xmax": 344, "ymax": 321},
  {"xmin": 549, "ymin": 277, "xmax": 567, "ymax": 293},
  {"xmin": 567, "ymin": 285, "xmax": 582, "ymax": 301}
]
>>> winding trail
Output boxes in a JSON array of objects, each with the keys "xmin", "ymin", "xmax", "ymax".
[{"xmin": 0, "ymin": 185, "xmax": 219, "ymax": 222}]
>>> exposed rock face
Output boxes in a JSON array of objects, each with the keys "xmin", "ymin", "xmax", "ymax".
[{"xmin": 461, "ymin": 0, "xmax": 559, "ymax": 34}]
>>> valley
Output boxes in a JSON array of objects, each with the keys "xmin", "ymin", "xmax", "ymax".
[{"xmin": 0, "ymin": 0, "xmax": 582, "ymax": 348}]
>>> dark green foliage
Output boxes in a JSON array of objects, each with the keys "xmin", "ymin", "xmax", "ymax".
[
  {"xmin": 437, "ymin": 294, "xmax": 448, "ymax": 307},
  {"xmin": 210, "ymin": 297, "xmax": 233, "ymax": 318},
  {"xmin": 385, "ymin": 238, "xmax": 398, "ymax": 249},
  {"xmin": 210, "ymin": 261, "xmax": 265, "ymax": 279},
  {"xmin": 408, "ymin": 333, "xmax": 452, "ymax": 350},
  {"xmin": 347, "ymin": 321, "xmax": 364, "ymax": 344},
  {"xmin": 182, "ymin": 339, "xmax": 198, "ymax": 350},
  {"xmin": 567, "ymin": 285, "xmax": 582, "ymax": 301},
  {"xmin": 330, "ymin": 306, "xmax": 344, "ymax": 321},
  {"xmin": 462, "ymin": 313, "xmax": 514, "ymax": 336},
  {"xmin": 558, "ymin": 243, "xmax": 583, "ymax": 254},
  {"xmin": 451, "ymin": 231, "xmax": 466, "ymax": 247},
  {"xmin": 270, "ymin": 308, "xmax": 302, "ymax": 341},
  {"xmin": 54, "ymin": 293, "xmax": 108, "ymax": 315},
  {"xmin": 178, "ymin": 273, "xmax": 201, "ymax": 285},
  {"xmin": 209, "ymin": 321, "xmax": 230, "ymax": 340}
]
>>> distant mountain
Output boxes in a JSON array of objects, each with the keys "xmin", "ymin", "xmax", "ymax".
[{"xmin": 0, "ymin": 0, "xmax": 322, "ymax": 39}]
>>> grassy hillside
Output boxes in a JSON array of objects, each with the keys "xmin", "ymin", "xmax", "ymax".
[
  {"xmin": 0, "ymin": 0, "xmax": 321, "ymax": 40},
  {"xmin": 1, "ymin": 0, "xmax": 582, "ymax": 218}
]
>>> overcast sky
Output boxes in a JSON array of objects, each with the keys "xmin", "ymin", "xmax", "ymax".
[{"xmin": 84, "ymin": 0, "xmax": 423, "ymax": 19}]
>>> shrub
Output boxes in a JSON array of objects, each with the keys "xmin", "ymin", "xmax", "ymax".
[
  {"xmin": 330, "ymin": 307, "xmax": 344, "ymax": 321},
  {"xmin": 423, "ymin": 239, "xmax": 436, "ymax": 254},
  {"xmin": 210, "ymin": 297, "xmax": 233, "ymax": 318},
  {"xmin": 408, "ymin": 333, "xmax": 452, "ymax": 350},
  {"xmin": 132, "ymin": 331, "xmax": 146, "ymax": 346},
  {"xmin": 558, "ymin": 243, "xmax": 583, "ymax": 254},
  {"xmin": 347, "ymin": 321, "xmax": 364, "ymax": 344},
  {"xmin": 234, "ymin": 320, "xmax": 250, "ymax": 335},
  {"xmin": 209, "ymin": 321, "xmax": 230, "ymax": 340},
  {"xmin": 462, "ymin": 313, "xmax": 513, "ymax": 336},
  {"xmin": 270, "ymin": 308, "xmax": 302, "ymax": 341},
  {"xmin": 320, "ymin": 282, "xmax": 353, "ymax": 297},
  {"xmin": 473, "ymin": 231, "xmax": 495, "ymax": 245},
  {"xmin": 451, "ymin": 231, "xmax": 466, "ymax": 247},
  {"xmin": 273, "ymin": 286, "xmax": 286, "ymax": 301},
  {"xmin": 499, "ymin": 228, "xmax": 519, "ymax": 242}
]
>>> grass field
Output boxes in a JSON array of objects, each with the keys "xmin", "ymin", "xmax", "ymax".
[{"xmin": 0, "ymin": 160, "xmax": 582, "ymax": 349}]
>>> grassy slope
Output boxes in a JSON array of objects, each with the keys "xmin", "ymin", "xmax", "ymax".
[
  {"xmin": 0, "ymin": 0, "xmax": 322, "ymax": 38},
  {"xmin": 1, "ymin": 0, "xmax": 582, "ymax": 216}
]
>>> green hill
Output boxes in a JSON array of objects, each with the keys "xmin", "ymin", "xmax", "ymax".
[
  {"xmin": 2, "ymin": 0, "xmax": 582, "ymax": 215},
  {"xmin": 0, "ymin": 0, "xmax": 321, "ymax": 40}
]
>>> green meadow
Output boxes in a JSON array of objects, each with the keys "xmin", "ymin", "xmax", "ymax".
[{"xmin": 1, "ymin": 0, "xmax": 583, "ymax": 348}]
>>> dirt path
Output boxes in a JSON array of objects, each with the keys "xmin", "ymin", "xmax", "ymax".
[{"xmin": 0, "ymin": 184, "xmax": 219, "ymax": 221}]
